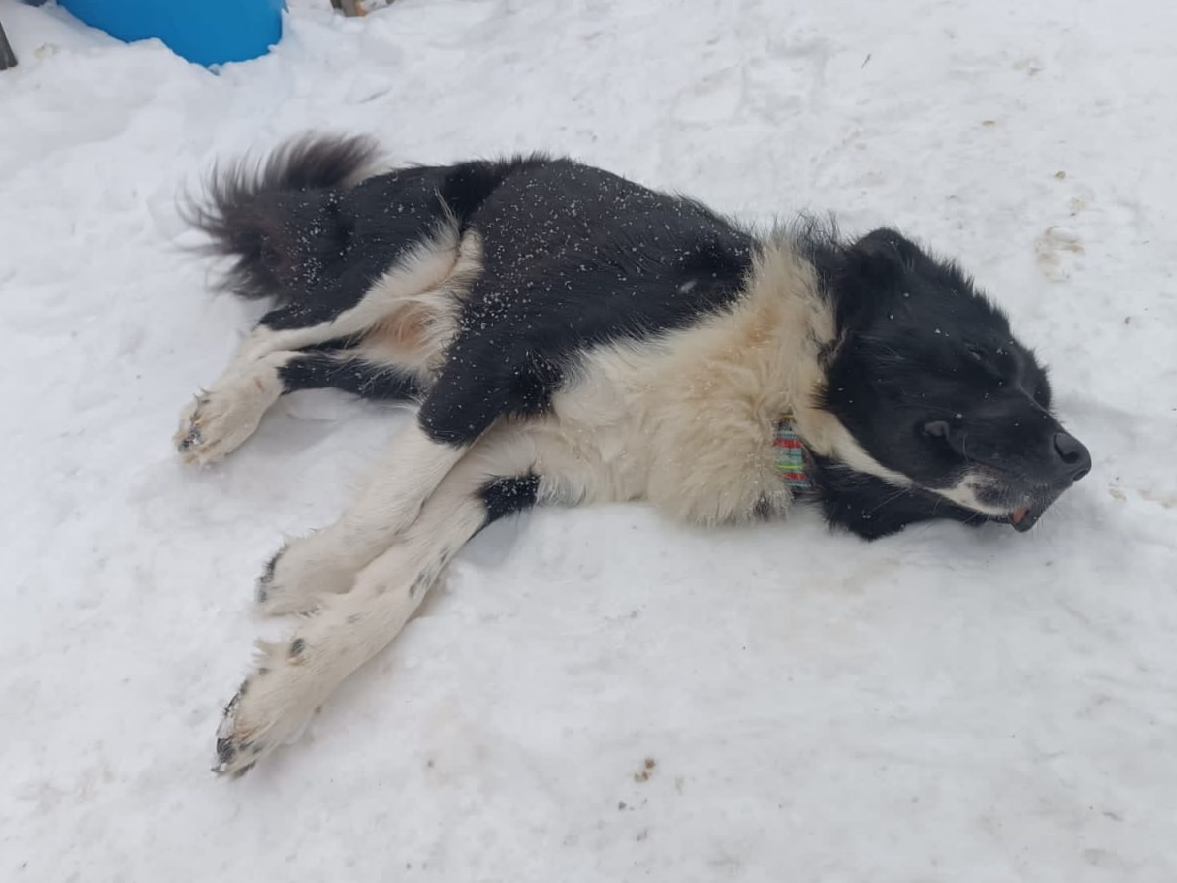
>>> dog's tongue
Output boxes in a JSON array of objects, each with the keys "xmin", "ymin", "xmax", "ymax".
[{"xmin": 1011, "ymin": 507, "xmax": 1029, "ymax": 526}]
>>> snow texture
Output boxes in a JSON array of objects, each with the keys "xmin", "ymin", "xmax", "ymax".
[{"xmin": 2, "ymin": 0, "xmax": 1175, "ymax": 880}]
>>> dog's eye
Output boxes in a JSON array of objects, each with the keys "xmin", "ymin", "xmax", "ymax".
[{"xmin": 923, "ymin": 420, "xmax": 951, "ymax": 439}]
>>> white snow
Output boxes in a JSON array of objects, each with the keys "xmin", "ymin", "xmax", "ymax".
[{"xmin": 2, "ymin": 0, "xmax": 1176, "ymax": 879}]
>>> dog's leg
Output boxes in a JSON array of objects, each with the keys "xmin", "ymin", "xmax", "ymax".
[
  {"xmin": 276, "ymin": 349, "xmax": 422, "ymax": 402},
  {"xmin": 174, "ymin": 349, "xmax": 295, "ymax": 465},
  {"xmin": 256, "ymin": 343, "xmax": 519, "ymax": 610},
  {"xmin": 174, "ymin": 347, "xmax": 422, "ymax": 465},
  {"xmin": 256, "ymin": 418, "xmax": 474, "ymax": 611},
  {"xmin": 215, "ymin": 438, "xmax": 541, "ymax": 775},
  {"xmin": 176, "ymin": 225, "xmax": 462, "ymax": 463},
  {"xmin": 174, "ymin": 306, "xmax": 360, "ymax": 466}
]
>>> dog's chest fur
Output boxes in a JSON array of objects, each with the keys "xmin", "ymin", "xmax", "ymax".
[{"xmin": 460, "ymin": 243, "xmax": 836, "ymax": 527}]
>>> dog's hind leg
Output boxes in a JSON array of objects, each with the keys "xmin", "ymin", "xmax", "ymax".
[
  {"xmin": 215, "ymin": 433, "xmax": 541, "ymax": 774},
  {"xmin": 175, "ymin": 225, "xmax": 467, "ymax": 464},
  {"xmin": 174, "ymin": 347, "xmax": 422, "ymax": 465},
  {"xmin": 230, "ymin": 223, "xmax": 461, "ymax": 363}
]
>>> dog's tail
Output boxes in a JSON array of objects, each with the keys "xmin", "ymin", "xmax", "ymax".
[{"xmin": 182, "ymin": 133, "xmax": 384, "ymax": 302}]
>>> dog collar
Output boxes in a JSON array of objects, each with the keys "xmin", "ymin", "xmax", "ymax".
[{"xmin": 774, "ymin": 411, "xmax": 814, "ymax": 493}]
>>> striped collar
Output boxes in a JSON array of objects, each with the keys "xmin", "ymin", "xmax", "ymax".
[{"xmin": 774, "ymin": 411, "xmax": 814, "ymax": 494}]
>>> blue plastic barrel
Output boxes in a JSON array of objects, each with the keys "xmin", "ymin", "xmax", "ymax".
[{"xmin": 58, "ymin": 0, "xmax": 285, "ymax": 67}]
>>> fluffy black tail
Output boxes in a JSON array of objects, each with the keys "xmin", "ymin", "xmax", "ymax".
[{"xmin": 182, "ymin": 133, "xmax": 382, "ymax": 302}]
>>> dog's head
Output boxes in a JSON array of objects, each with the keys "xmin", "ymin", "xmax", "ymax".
[{"xmin": 812, "ymin": 227, "xmax": 1090, "ymax": 537}]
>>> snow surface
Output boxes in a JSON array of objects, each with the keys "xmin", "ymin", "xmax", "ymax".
[{"xmin": 2, "ymin": 0, "xmax": 1176, "ymax": 880}]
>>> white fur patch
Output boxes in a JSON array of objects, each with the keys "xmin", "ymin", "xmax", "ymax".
[
  {"xmin": 354, "ymin": 230, "xmax": 480, "ymax": 381},
  {"xmin": 931, "ymin": 472, "xmax": 1010, "ymax": 515},
  {"xmin": 237, "ymin": 225, "xmax": 464, "ymax": 363},
  {"xmin": 799, "ymin": 414, "xmax": 914, "ymax": 489}
]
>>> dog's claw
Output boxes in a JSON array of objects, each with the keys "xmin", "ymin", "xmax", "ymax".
[
  {"xmin": 213, "ymin": 690, "xmax": 253, "ymax": 776},
  {"xmin": 178, "ymin": 427, "xmax": 202, "ymax": 452}
]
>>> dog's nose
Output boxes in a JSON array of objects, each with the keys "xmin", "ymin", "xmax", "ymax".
[{"xmin": 1053, "ymin": 432, "xmax": 1091, "ymax": 482}]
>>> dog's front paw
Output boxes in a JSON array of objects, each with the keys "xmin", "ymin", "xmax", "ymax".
[
  {"xmin": 255, "ymin": 535, "xmax": 355, "ymax": 615},
  {"xmin": 213, "ymin": 641, "xmax": 322, "ymax": 777},
  {"xmin": 174, "ymin": 380, "xmax": 276, "ymax": 466},
  {"xmin": 174, "ymin": 393, "xmax": 211, "ymax": 459}
]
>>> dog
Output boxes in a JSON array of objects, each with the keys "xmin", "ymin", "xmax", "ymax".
[{"xmin": 176, "ymin": 133, "xmax": 1092, "ymax": 776}]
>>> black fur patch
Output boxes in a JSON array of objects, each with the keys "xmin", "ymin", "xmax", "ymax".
[
  {"xmin": 189, "ymin": 146, "xmax": 545, "ymax": 318},
  {"xmin": 278, "ymin": 350, "xmax": 421, "ymax": 401},
  {"xmin": 419, "ymin": 161, "xmax": 754, "ymax": 445},
  {"xmin": 256, "ymin": 546, "xmax": 285, "ymax": 603},
  {"xmin": 182, "ymin": 134, "xmax": 382, "ymax": 301},
  {"xmin": 480, "ymin": 476, "xmax": 541, "ymax": 524}
]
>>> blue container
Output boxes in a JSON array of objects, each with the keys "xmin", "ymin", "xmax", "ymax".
[{"xmin": 59, "ymin": 0, "xmax": 285, "ymax": 67}]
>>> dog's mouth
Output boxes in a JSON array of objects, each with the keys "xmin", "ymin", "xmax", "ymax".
[
  {"xmin": 953, "ymin": 473, "xmax": 1070, "ymax": 533},
  {"xmin": 1006, "ymin": 504, "xmax": 1043, "ymax": 533},
  {"xmin": 969, "ymin": 435, "xmax": 1091, "ymax": 533},
  {"xmin": 993, "ymin": 485, "xmax": 1067, "ymax": 533}
]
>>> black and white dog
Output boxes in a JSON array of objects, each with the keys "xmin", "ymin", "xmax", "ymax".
[{"xmin": 177, "ymin": 133, "xmax": 1091, "ymax": 775}]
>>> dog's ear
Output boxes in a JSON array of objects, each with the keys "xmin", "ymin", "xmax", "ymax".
[
  {"xmin": 850, "ymin": 227, "xmax": 922, "ymax": 278},
  {"xmin": 831, "ymin": 228, "xmax": 920, "ymax": 330}
]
